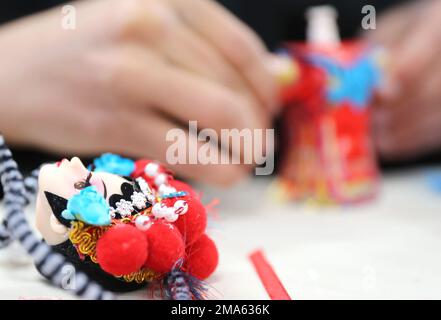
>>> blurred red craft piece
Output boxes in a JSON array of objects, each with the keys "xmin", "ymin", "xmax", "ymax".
[{"xmin": 278, "ymin": 41, "xmax": 381, "ymax": 203}]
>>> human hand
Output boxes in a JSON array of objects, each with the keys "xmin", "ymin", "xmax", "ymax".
[
  {"xmin": 367, "ymin": 0, "xmax": 441, "ymax": 160},
  {"xmin": 0, "ymin": 0, "xmax": 279, "ymax": 185}
]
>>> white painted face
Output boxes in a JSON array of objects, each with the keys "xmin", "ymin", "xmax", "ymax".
[{"xmin": 36, "ymin": 157, "xmax": 129, "ymax": 245}]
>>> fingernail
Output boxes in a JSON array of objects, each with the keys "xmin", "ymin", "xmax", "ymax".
[
  {"xmin": 268, "ymin": 55, "xmax": 298, "ymax": 86},
  {"xmin": 266, "ymin": 55, "xmax": 298, "ymax": 115}
]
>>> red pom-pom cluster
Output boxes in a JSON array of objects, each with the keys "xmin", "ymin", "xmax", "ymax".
[
  {"xmin": 96, "ymin": 224, "xmax": 148, "ymax": 276},
  {"xmin": 95, "ymin": 160, "xmax": 218, "ymax": 280}
]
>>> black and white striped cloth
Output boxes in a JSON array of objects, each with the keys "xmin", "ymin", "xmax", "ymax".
[
  {"xmin": 0, "ymin": 219, "xmax": 11, "ymax": 248},
  {"xmin": 0, "ymin": 135, "xmax": 115, "ymax": 300},
  {"xmin": 0, "ymin": 166, "xmax": 39, "ymax": 248},
  {"xmin": 24, "ymin": 167, "xmax": 40, "ymax": 204}
]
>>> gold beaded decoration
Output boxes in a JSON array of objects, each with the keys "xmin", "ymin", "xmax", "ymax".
[
  {"xmin": 68, "ymin": 221, "xmax": 107, "ymax": 263},
  {"xmin": 119, "ymin": 268, "xmax": 159, "ymax": 283}
]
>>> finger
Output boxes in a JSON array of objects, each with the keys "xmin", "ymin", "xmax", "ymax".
[
  {"xmin": 107, "ymin": 109, "xmax": 250, "ymax": 186},
  {"xmin": 389, "ymin": 2, "xmax": 441, "ymax": 84},
  {"xmin": 112, "ymin": 45, "xmax": 270, "ymax": 164},
  {"xmin": 374, "ymin": 99, "xmax": 441, "ymax": 160},
  {"xmin": 377, "ymin": 52, "xmax": 441, "ymax": 117},
  {"xmin": 147, "ymin": 14, "xmax": 265, "ymax": 112},
  {"xmin": 366, "ymin": 1, "xmax": 425, "ymax": 47},
  {"xmin": 171, "ymin": 0, "xmax": 278, "ymax": 113},
  {"xmin": 118, "ymin": 0, "xmax": 276, "ymax": 115},
  {"xmin": 410, "ymin": 57, "xmax": 441, "ymax": 105}
]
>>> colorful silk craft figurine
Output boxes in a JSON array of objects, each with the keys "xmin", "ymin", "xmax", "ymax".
[
  {"xmin": 0, "ymin": 136, "xmax": 218, "ymax": 300},
  {"xmin": 276, "ymin": 6, "xmax": 382, "ymax": 204}
]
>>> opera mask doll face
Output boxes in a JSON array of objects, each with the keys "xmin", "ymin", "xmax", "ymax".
[{"xmin": 36, "ymin": 157, "xmax": 134, "ymax": 245}]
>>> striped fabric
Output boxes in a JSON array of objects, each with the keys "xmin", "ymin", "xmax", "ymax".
[
  {"xmin": 23, "ymin": 167, "xmax": 40, "ymax": 204},
  {"xmin": 0, "ymin": 135, "xmax": 115, "ymax": 300},
  {"xmin": 0, "ymin": 219, "xmax": 11, "ymax": 248}
]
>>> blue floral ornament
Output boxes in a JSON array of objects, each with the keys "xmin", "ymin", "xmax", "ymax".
[
  {"xmin": 308, "ymin": 53, "xmax": 381, "ymax": 109},
  {"xmin": 93, "ymin": 153, "xmax": 135, "ymax": 176},
  {"xmin": 62, "ymin": 186, "xmax": 111, "ymax": 226}
]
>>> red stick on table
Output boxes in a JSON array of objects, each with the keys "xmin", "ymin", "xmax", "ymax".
[{"xmin": 249, "ymin": 250, "xmax": 292, "ymax": 300}]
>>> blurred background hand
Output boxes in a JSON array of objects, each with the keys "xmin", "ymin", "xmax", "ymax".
[
  {"xmin": 0, "ymin": 0, "xmax": 279, "ymax": 186},
  {"xmin": 369, "ymin": 0, "xmax": 441, "ymax": 161}
]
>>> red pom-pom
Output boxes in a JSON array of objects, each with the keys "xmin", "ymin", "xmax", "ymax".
[
  {"xmin": 96, "ymin": 224, "xmax": 148, "ymax": 276},
  {"xmin": 185, "ymin": 234, "xmax": 218, "ymax": 280},
  {"xmin": 168, "ymin": 179, "xmax": 199, "ymax": 198},
  {"xmin": 172, "ymin": 197, "xmax": 207, "ymax": 245},
  {"xmin": 144, "ymin": 221, "xmax": 185, "ymax": 273}
]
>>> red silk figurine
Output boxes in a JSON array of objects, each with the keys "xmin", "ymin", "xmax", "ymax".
[{"xmin": 276, "ymin": 6, "xmax": 382, "ymax": 204}]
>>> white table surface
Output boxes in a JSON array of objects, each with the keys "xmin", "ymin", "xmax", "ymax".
[{"xmin": 1, "ymin": 168, "xmax": 441, "ymax": 300}]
